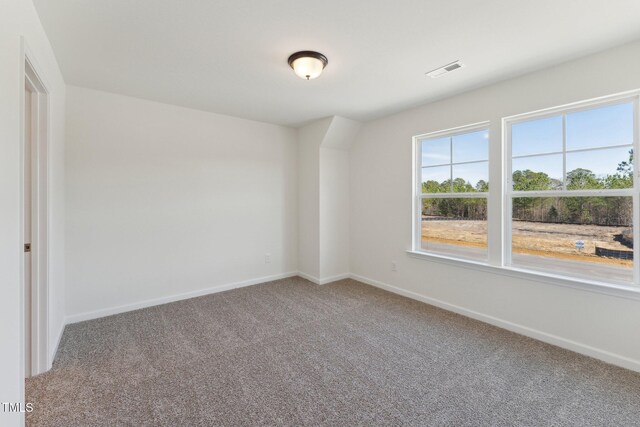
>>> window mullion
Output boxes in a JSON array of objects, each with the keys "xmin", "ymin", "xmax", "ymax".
[
  {"xmin": 449, "ymin": 136, "xmax": 453, "ymax": 193},
  {"xmin": 633, "ymin": 96, "xmax": 640, "ymax": 286},
  {"xmin": 422, "ymin": 193, "xmax": 488, "ymax": 199},
  {"xmin": 562, "ymin": 113, "xmax": 567, "ymax": 190},
  {"xmin": 511, "ymin": 189, "xmax": 634, "ymax": 198}
]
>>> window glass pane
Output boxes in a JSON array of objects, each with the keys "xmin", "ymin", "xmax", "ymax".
[
  {"xmin": 566, "ymin": 147, "xmax": 633, "ymax": 190},
  {"xmin": 452, "ymin": 130, "xmax": 488, "ymax": 163},
  {"xmin": 422, "ymin": 165, "xmax": 451, "ymax": 193},
  {"xmin": 511, "ymin": 196, "xmax": 633, "ymax": 284},
  {"xmin": 566, "ymin": 102, "xmax": 634, "ymax": 151},
  {"xmin": 512, "ymin": 154, "xmax": 563, "ymax": 191},
  {"xmin": 421, "ymin": 137, "xmax": 450, "ymax": 166},
  {"xmin": 512, "ymin": 115, "xmax": 562, "ymax": 157},
  {"xmin": 452, "ymin": 161, "xmax": 488, "ymax": 192},
  {"xmin": 422, "ymin": 198, "xmax": 487, "ymax": 261}
]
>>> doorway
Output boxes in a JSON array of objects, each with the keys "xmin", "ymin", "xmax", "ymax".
[{"xmin": 23, "ymin": 54, "xmax": 49, "ymax": 377}]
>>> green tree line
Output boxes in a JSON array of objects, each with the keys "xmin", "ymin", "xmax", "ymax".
[{"xmin": 423, "ymin": 150, "xmax": 633, "ymax": 225}]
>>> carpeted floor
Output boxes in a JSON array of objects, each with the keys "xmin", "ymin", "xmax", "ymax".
[{"xmin": 26, "ymin": 277, "xmax": 640, "ymax": 426}]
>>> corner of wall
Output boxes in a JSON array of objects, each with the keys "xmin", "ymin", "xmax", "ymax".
[
  {"xmin": 296, "ymin": 115, "xmax": 362, "ymax": 283},
  {"xmin": 48, "ymin": 317, "xmax": 65, "ymax": 368}
]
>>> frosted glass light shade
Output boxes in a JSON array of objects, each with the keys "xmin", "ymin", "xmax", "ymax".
[
  {"xmin": 288, "ymin": 51, "xmax": 328, "ymax": 80},
  {"xmin": 291, "ymin": 57, "xmax": 324, "ymax": 80}
]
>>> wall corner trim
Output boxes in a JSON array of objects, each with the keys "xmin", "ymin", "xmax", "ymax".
[
  {"xmin": 319, "ymin": 273, "xmax": 351, "ymax": 285},
  {"xmin": 297, "ymin": 272, "xmax": 321, "ymax": 284},
  {"xmin": 48, "ymin": 322, "xmax": 65, "ymax": 369},
  {"xmin": 298, "ymin": 272, "xmax": 351, "ymax": 285}
]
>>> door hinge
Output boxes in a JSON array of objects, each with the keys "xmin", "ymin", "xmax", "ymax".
[{"xmin": 24, "ymin": 243, "xmax": 31, "ymax": 253}]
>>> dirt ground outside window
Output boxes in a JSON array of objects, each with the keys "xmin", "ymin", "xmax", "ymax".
[{"xmin": 421, "ymin": 219, "xmax": 633, "ymax": 267}]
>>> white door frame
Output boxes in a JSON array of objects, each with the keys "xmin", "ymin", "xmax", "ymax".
[{"xmin": 21, "ymin": 42, "xmax": 51, "ymax": 376}]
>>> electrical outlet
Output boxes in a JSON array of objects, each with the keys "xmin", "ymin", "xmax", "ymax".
[
  {"xmin": 391, "ymin": 261, "xmax": 397, "ymax": 272},
  {"xmin": 265, "ymin": 253, "xmax": 271, "ymax": 263}
]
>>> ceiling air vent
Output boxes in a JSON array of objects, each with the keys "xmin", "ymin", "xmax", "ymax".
[{"xmin": 426, "ymin": 60, "xmax": 464, "ymax": 78}]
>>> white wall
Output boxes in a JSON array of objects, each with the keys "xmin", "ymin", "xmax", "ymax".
[
  {"xmin": 350, "ymin": 40, "xmax": 640, "ymax": 370},
  {"xmin": 320, "ymin": 147, "xmax": 350, "ymax": 279},
  {"xmin": 297, "ymin": 118, "xmax": 331, "ymax": 280},
  {"xmin": 0, "ymin": 0, "xmax": 66, "ymax": 424},
  {"xmin": 319, "ymin": 116, "xmax": 361, "ymax": 280},
  {"xmin": 65, "ymin": 86, "xmax": 297, "ymax": 320}
]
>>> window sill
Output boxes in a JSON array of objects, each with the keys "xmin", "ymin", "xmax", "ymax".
[{"xmin": 406, "ymin": 250, "xmax": 640, "ymax": 301}]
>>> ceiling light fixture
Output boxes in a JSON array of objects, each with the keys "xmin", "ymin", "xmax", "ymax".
[{"xmin": 288, "ymin": 51, "xmax": 328, "ymax": 80}]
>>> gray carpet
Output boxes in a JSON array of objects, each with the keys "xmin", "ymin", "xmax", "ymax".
[{"xmin": 26, "ymin": 277, "xmax": 640, "ymax": 426}]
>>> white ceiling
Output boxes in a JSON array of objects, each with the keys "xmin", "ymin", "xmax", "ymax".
[{"xmin": 34, "ymin": 0, "xmax": 640, "ymax": 127}]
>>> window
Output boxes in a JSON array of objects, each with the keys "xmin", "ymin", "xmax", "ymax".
[
  {"xmin": 411, "ymin": 92, "xmax": 640, "ymax": 293},
  {"xmin": 415, "ymin": 123, "xmax": 489, "ymax": 261},
  {"xmin": 506, "ymin": 98, "xmax": 637, "ymax": 285}
]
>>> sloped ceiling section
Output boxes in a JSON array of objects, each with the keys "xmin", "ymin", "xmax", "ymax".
[
  {"xmin": 322, "ymin": 117, "xmax": 362, "ymax": 150},
  {"xmin": 34, "ymin": 0, "xmax": 640, "ymax": 126}
]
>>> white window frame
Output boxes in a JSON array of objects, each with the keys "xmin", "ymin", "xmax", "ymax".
[
  {"xmin": 412, "ymin": 121, "xmax": 490, "ymax": 261},
  {"xmin": 409, "ymin": 90, "xmax": 640, "ymax": 300},
  {"xmin": 504, "ymin": 92, "xmax": 640, "ymax": 285}
]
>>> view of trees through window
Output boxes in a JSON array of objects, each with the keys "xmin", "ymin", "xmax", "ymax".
[
  {"xmin": 512, "ymin": 148, "xmax": 633, "ymax": 225},
  {"xmin": 509, "ymin": 102, "xmax": 635, "ymax": 283},
  {"xmin": 421, "ymin": 197, "xmax": 487, "ymax": 260},
  {"xmin": 420, "ymin": 147, "xmax": 632, "ymax": 223},
  {"xmin": 417, "ymin": 99, "xmax": 636, "ymax": 282},
  {"xmin": 420, "ymin": 127, "xmax": 489, "ymax": 260}
]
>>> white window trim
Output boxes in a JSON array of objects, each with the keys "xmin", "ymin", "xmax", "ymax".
[
  {"xmin": 410, "ymin": 89, "xmax": 640, "ymax": 300},
  {"xmin": 406, "ymin": 249, "xmax": 640, "ymax": 301},
  {"xmin": 413, "ymin": 122, "xmax": 490, "ymax": 261},
  {"xmin": 504, "ymin": 92, "xmax": 639, "ymax": 284}
]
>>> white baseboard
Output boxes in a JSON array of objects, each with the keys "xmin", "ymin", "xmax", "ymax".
[
  {"xmin": 319, "ymin": 273, "xmax": 351, "ymax": 285},
  {"xmin": 59, "ymin": 269, "xmax": 640, "ymax": 373},
  {"xmin": 65, "ymin": 271, "xmax": 298, "ymax": 324},
  {"xmin": 350, "ymin": 273, "xmax": 640, "ymax": 373},
  {"xmin": 297, "ymin": 271, "xmax": 321, "ymax": 284},
  {"xmin": 297, "ymin": 271, "xmax": 351, "ymax": 285}
]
